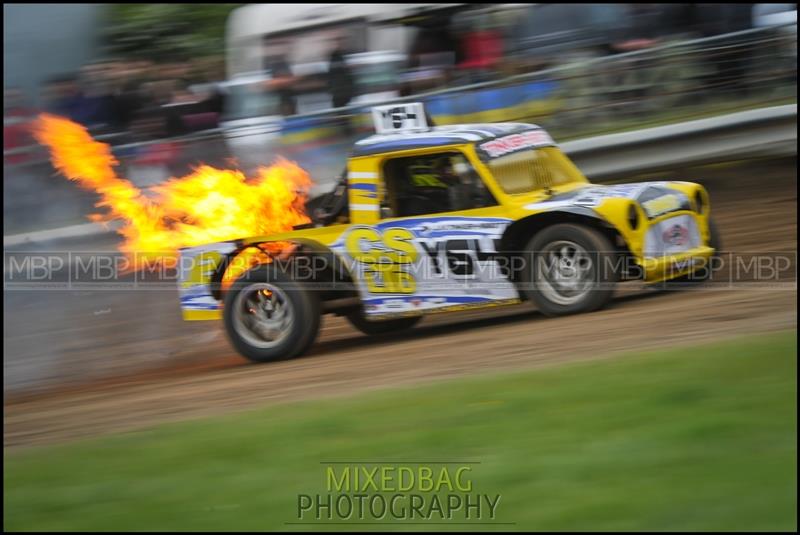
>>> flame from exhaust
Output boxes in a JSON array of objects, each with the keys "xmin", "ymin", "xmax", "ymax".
[
  {"xmin": 32, "ymin": 114, "xmax": 312, "ymax": 269},
  {"xmin": 220, "ymin": 242, "xmax": 296, "ymax": 291}
]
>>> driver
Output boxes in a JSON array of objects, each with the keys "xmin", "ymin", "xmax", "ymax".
[
  {"xmin": 403, "ymin": 155, "xmax": 460, "ymax": 215},
  {"xmin": 409, "ymin": 155, "xmax": 460, "ymax": 187}
]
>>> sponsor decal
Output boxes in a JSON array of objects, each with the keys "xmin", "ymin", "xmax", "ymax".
[
  {"xmin": 643, "ymin": 214, "xmax": 700, "ymax": 258},
  {"xmin": 478, "ymin": 130, "xmax": 555, "ymax": 158},
  {"xmin": 416, "ymin": 221, "xmax": 505, "ymax": 234},
  {"xmin": 663, "ymin": 224, "xmax": 689, "ymax": 247},
  {"xmin": 642, "ymin": 194, "xmax": 682, "ymax": 219},
  {"xmin": 335, "ymin": 217, "xmax": 520, "ymax": 315},
  {"xmin": 526, "ymin": 184, "xmax": 690, "ymax": 218},
  {"xmin": 383, "ymin": 299, "xmax": 405, "ymax": 309},
  {"xmin": 343, "ymin": 226, "xmax": 418, "ymax": 294}
]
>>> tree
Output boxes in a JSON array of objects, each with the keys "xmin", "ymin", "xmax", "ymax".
[{"xmin": 100, "ymin": 3, "xmax": 243, "ymax": 63}]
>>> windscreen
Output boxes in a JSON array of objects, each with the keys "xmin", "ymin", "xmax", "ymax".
[{"xmin": 487, "ymin": 147, "xmax": 587, "ymax": 195}]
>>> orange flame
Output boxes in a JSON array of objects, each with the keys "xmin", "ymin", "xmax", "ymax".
[
  {"xmin": 220, "ymin": 242, "xmax": 298, "ymax": 290},
  {"xmin": 32, "ymin": 114, "xmax": 312, "ymax": 269}
]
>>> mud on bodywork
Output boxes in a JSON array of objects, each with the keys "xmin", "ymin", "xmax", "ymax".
[
  {"xmin": 524, "ymin": 182, "xmax": 693, "ymax": 219},
  {"xmin": 518, "ymin": 181, "xmax": 710, "ymax": 279}
]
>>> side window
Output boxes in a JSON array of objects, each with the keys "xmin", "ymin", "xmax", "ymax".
[{"xmin": 382, "ymin": 152, "xmax": 497, "ymax": 218}]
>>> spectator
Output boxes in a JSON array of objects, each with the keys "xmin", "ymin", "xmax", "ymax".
[
  {"xmin": 107, "ymin": 59, "xmax": 153, "ymax": 132},
  {"xmin": 41, "ymin": 74, "xmax": 84, "ymax": 121},
  {"xmin": 39, "ymin": 67, "xmax": 116, "ymax": 132},
  {"xmin": 76, "ymin": 61, "xmax": 120, "ymax": 132},
  {"xmin": 262, "ymin": 38, "xmax": 297, "ymax": 116},
  {"xmin": 327, "ymin": 35, "xmax": 355, "ymax": 109},
  {"xmin": 401, "ymin": 16, "xmax": 460, "ymax": 95},
  {"xmin": 457, "ymin": 13, "xmax": 504, "ymax": 83},
  {"xmin": 611, "ymin": 4, "xmax": 661, "ymax": 52},
  {"xmin": 691, "ymin": 4, "xmax": 756, "ymax": 98},
  {"xmin": 4, "ymin": 87, "xmax": 38, "ymax": 166},
  {"xmin": 125, "ymin": 106, "xmax": 180, "ymax": 186},
  {"xmin": 693, "ymin": 3, "xmax": 755, "ymax": 36}
]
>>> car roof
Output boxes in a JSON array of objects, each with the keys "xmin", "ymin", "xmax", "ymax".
[{"xmin": 351, "ymin": 122, "xmax": 543, "ymax": 157}]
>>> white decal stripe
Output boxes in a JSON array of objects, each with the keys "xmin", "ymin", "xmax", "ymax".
[
  {"xmin": 445, "ymin": 125, "xmax": 497, "ymax": 137},
  {"xmin": 356, "ymin": 131, "xmax": 482, "ymax": 145},
  {"xmin": 453, "ymin": 133, "xmax": 482, "ymax": 141},
  {"xmin": 350, "ymin": 204, "xmax": 378, "ymax": 211},
  {"xmin": 348, "ymin": 172, "xmax": 378, "ymax": 179}
]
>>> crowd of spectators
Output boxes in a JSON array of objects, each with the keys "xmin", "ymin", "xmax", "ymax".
[
  {"xmin": 265, "ymin": 3, "xmax": 781, "ymax": 106},
  {"xmin": 40, "ymin": 59, "xmax": 226, "ymax": 138},
  {"xmin": 4, "ymin": 58, "xmax": 227, "ymax": 165},
  {"xmin": 4, "ymin": 2, "xmax": 795, "ymax": 167}
]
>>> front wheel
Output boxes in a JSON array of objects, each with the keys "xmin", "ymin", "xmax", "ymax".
[
  {"xmin": 223, "ymin": 265, "xmax": 320, "ymax": 363},
  {"xmin": 346, "ymin": 310, "xmax": 421, "ymax": 336},
  {"xmin": 522, "ymin": 223, "xmax": 619, "ymax": 317}
]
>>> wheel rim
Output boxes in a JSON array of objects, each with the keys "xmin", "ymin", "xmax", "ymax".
[
  {"xmin": 535, "ymin": 240, "xmax": 596, "ymax": 306},
  {"xmin": 232, "ymin": 283, "xmax": 294, "ymax": 349}
]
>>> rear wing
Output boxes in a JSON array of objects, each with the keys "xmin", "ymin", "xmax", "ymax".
[{"xmin": 177, "ymin": 242, "xmax": 238, "ymax": 320}]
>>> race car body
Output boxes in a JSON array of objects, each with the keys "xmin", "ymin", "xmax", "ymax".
[{"xmin": 178, "ymin": 103, "xmax": 719, "ymax": 362}]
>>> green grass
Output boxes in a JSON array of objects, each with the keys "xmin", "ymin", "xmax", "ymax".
[{"xmin": 4, "ymin": 331, "xmax": 797, "ymax": 531}]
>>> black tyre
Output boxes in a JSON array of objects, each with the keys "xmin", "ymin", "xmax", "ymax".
[
  {"xmin": 522, "ymin": 223, "xmax": 619, "ymax": 316},
  {"xmin": 707, "ymin": 217, "xmax": 722, "ymax": 254},
  {"xmin": 346, "ymin": 309, "xmax": 421, "ymax": 336},
  {"xmin": 223, "ymin": 264, "xmax": 320, "ymax": 363}
]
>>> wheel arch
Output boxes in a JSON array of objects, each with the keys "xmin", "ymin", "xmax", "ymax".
[
  {"xmin": 499, "ymin": 209, "xmax": 635, "ymax": 283},
  {"xmin": 210, "ymin": 238, "xmax": 360, "ymax": 312}
]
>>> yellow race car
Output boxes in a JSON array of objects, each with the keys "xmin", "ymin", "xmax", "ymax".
[{"xmin": 178, "ymin": 103, "xmax": 720, "ymax": 363}]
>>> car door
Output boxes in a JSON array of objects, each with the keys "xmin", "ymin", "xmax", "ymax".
[{"xmin": 344, "ymin": 148, "xmax": 522, "ymax": 317}]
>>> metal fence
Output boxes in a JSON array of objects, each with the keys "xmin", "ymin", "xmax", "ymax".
[{"xmin": 4, "ymin": 24, "xmax": 797, "ymax": 237}]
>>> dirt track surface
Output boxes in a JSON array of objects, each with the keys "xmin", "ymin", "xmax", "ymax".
[{"xmin": 4, "ymin": 158, "xmax": 797, "ymax": 448}]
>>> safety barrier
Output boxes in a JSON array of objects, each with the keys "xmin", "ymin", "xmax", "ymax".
[{"xmin": 3, "ymin": 24, "xmax": 797, "ymax": 241}]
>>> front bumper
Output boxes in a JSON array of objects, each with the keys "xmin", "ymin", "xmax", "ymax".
[{"xmin": 641, "ymin": 245, "xmax": 716, "ymax": 283}]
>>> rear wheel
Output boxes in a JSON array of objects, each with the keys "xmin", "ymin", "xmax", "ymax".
[
  {"xmin": 346, "ymin": 309, "xmax": 421, "ymax": 336},
  {"xmin": 522, "ymin": 223, "xmax": 619, "ymax": 316},
  {"xmin": 223, "ymin": 265, "xmax": 320, "ymax": 363}
]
